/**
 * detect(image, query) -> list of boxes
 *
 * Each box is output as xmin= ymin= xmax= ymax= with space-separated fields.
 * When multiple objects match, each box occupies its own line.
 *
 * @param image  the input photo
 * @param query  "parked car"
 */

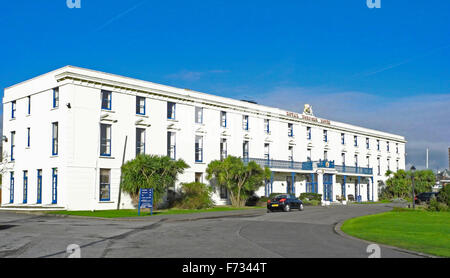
xmin=267 ymin=194 xmax=303 ymax=212
xmin=415 ymin=192 xmax=439 ymax=204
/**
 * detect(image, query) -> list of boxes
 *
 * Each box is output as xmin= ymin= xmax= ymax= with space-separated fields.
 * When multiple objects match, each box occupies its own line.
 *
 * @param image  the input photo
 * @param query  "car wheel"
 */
xmin=299 ymin=204 xmax=304 ymax=211
xmin=284 ymin=204 xmax=290 ymax=212
xmin=267 ymin=209 xmax=271 ymax=213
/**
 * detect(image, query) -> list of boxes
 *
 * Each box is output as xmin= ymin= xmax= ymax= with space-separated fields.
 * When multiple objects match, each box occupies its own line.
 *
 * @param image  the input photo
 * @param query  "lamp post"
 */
xmin=410 ymin=166 xmax=416 ymax=209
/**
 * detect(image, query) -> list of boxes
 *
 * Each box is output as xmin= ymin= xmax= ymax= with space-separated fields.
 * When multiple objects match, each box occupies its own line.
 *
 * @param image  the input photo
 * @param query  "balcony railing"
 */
xmin=242 ymin=157 xmax=372 ymax=175
xmin=243 ymin=158 xmax=313 ymax=171
xmin=335 ymin=165 xmax=373 ymax=175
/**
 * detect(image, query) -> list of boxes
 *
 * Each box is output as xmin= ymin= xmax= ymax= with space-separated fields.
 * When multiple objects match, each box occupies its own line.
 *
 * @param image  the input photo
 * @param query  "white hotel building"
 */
xmin=1 ymin=66 xmax=406 ymax=210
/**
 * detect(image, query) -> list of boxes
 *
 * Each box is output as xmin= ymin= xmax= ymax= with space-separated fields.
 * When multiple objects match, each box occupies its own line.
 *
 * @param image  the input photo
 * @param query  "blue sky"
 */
xmin=1 ymin=0 xmax=449 ymax=170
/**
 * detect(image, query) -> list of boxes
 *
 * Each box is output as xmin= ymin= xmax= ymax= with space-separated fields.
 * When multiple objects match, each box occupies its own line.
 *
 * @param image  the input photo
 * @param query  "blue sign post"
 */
xmin=138 ymin=188 xmax=153 ymax=216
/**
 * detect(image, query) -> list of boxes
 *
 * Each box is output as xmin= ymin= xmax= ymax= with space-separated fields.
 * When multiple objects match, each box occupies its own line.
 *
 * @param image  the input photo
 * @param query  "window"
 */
xmin=52 ymin=168 xmax=58 ymax=204
xmin=288 ymin=146 xmax=294 ymax=161
xmin=366 ymin=138 xmax=370 ymax=149
xmin=167 ymin=132 xmax=176 ymax=160
xmin=27 ymin=96 xmax=31 ymax=115
xmin=220 ymin=186 xmax=228 ymax=199
xmin=396 ymin=160 xmax=399 ymax=171
xmin=101 ymin=90 xmax=112 ymax=110
xmin=167 ymin=102 xmax=176 ymax=119
xmin=11 ymin=101 xmax=16 ymax=119
xmin=195 ymin=172 xmax=203 ymax=183
xmin=324 ymin=150 xmax=328 ymax=161
xmin=53 ymin=88 xmax=59 ymax=108
xmin=220 ymin=138 xmax=227 ymax=160
xmin=323 ymin=130 xmax=328 ymax=142
xmin=136 ymin=128 xmax=146 ymax=156
xmin=307 ymin=148 xmax=312 ymax=162
xmin=220 ymin=111 xmax=227 ymax=127
xmin=264 ymin=119 xmax=270 ymax=134
xmin=377 ymin=157 xmax=381 ymax=175
xmin=136 ymin=96 xmax=146 ymax=115
xmin=387 ymin=159 xmax=390 ymax=171
xmin=10 ymin=131 xmax=15 ymax=161
xmin=100 ymin=169 xmax=111 ymax=202
xmin=37 ymin=170 xmax=42 ymax=204
xmin=100 ymin=124 xmax=112 ymax=156
xmin=195 ymin=136 xmax=203 ymax=162
xmin=341 ymin=153 xmax=346 ymax=165
xmin=10 ymin=172 xmax=14 ymax=204
xmin=387 ymin=141 xmax=390 ymax=152
xmin=288 ymin=123 xmax=294 ymax=137
xmin=195 ymin=107 xmax=203 ymax=124
xmin=27 ymin=128 xmax=31 ymax=148
xmin=52 ymin=122 xmax=59 ymax=156
xmin=354 ymin=155 xmax=358 ymax=167
xmin=23 ymin=171 xmax=28 ymax=204
xmin=377 ymin=140 xmax=380 ymax=151
xmin=366 ymin=156 xmax=370 ymax=168
xmin=396 ymin=143 xmax=399 ymax=154
xmin=307 ymin=127 xmax=311 ymax=140
xmin=242 ymin=115 xmax=249 ymax=130
xmin=341 ymin=133 xmax=345 ymax=145
xmin=354 ymin=136 xmax=358 ymax=147
xmin=264 ymin=143 xmax=270 ymax=160
xmin=243 ymin=141 xmax=249 ymax=160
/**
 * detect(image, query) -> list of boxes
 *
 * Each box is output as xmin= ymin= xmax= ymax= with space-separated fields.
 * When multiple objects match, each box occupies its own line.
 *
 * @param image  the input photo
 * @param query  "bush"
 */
xmin=437 ymin=185 xmax=450 ymax=206
xmin=299 ymin=193 xmax=322 ymax=201
xmin=245 ymin=195 xmax=259 ymax=206
xmin=427 ymin=198 xmax=448 ymax=212
xmin=303 ymin=199 xmax=321 ymax=206
xmin=174 ymin=182 xmax=214 ymax=209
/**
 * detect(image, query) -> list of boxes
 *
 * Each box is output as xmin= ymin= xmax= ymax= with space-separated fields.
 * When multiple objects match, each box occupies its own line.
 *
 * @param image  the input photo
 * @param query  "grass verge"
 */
xmin=46 ymin=206 xmax=264 ymax=218
xmin=341 ymin=208 xmax=450 ymax=257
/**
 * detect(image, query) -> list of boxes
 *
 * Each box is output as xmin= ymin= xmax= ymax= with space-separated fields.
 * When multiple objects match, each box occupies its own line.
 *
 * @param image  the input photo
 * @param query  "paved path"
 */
xmin=0 ymin=204 xmax=422 ymax=258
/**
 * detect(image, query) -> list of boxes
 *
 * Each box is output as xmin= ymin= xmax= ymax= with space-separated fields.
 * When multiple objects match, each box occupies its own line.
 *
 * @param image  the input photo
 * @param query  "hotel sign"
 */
xmin=286 ymin=111 xmax=331 ymax=125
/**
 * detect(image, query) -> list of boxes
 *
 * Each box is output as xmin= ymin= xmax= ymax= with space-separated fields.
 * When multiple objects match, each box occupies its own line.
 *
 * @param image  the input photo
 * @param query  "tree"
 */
xmin=121 ymin=154 xmax=189 ymax=207
xmin=382 ymin=169 xmax=434 ymax=199
xmin=206 ymin=156 xmax=271 ymax=207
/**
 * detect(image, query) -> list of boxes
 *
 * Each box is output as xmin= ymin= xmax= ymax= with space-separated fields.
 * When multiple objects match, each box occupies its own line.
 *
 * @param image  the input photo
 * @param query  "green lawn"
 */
xmin=46 ymin=206 xmax=263 ymax=218
xmin=341 ymin=208 xmax=450 ymax=257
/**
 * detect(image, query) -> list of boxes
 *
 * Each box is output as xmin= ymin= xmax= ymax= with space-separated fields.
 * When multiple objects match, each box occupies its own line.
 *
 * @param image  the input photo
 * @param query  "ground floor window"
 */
xmin=220 ymin=186 xmax=228 ymax=200
xmin=23 ymin=171 xmax=28 ymax=204
xmin=195 ymin=172 xmax=203 ymax=183
xmin=100 ymin=169 xmax=111 ymax=201
xmin=52 ymin=168 xmax=58 ymax=204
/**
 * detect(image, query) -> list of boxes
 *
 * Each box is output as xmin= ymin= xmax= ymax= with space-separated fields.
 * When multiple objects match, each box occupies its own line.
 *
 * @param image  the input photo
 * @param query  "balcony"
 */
xmin=242 ymin=157 xmax=373 ymax=175
xmin=243 ymin=157 xmax=312 ymax=171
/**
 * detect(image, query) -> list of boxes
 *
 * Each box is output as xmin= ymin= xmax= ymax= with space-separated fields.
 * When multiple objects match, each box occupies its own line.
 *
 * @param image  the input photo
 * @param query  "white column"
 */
xmin=317 ymin=171 xmax=324 ymax=201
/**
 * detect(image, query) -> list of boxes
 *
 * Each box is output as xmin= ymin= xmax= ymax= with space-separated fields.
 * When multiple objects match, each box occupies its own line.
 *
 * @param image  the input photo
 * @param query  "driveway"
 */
xmin=0 ymin=204 xmax=422 ymax=258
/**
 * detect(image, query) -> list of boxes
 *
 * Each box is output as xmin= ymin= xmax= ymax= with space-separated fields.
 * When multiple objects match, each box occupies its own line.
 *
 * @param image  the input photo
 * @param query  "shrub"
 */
xmin=427 ymin=198 xmax=448 ymax=212
xmin=299 ymin=193 xmax=322 ymax=201
xmin=303 ymin=199 xmax=321 ymax=206
xmin=174 ymin=182 xmax=214 ymax=209
xmin=437 ymin=185 xmax=450 ymax=206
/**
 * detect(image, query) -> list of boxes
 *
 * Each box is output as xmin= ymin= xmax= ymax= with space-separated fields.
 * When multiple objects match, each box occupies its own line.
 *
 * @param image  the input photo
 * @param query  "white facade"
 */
xmin=1 ymin=66 xmax=407 ymax=210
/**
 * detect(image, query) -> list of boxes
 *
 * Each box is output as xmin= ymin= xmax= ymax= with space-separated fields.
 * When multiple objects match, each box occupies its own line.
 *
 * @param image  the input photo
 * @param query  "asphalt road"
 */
xmin=0 ymin=204 xmax=422 ymax=258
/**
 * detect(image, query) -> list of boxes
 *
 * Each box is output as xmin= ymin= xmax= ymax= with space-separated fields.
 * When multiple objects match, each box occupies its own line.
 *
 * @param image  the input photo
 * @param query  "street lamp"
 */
xmin=410 ymin=165 xmax=416 ymax=209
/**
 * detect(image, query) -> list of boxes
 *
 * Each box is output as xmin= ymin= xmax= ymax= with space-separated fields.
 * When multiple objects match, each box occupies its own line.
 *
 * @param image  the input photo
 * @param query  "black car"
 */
xmin=267 ymin=194 xmax=304 ymax=212
xmin=415 ymin=192 xmax=439 ymax=204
